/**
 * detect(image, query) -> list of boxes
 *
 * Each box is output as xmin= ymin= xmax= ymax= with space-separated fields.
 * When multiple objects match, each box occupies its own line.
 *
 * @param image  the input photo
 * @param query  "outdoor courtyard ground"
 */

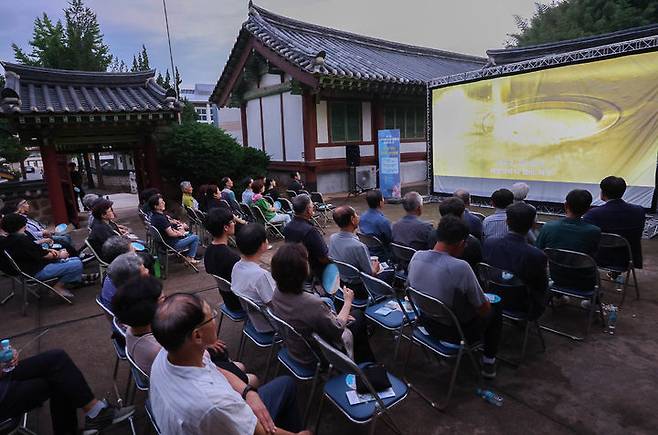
xmin=1 ymin=190 xmax=657 ymax=435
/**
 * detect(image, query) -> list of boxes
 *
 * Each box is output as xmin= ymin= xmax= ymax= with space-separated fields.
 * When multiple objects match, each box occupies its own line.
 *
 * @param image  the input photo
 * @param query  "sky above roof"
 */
xmin=0 ymin=0 xmax=553 ymax=87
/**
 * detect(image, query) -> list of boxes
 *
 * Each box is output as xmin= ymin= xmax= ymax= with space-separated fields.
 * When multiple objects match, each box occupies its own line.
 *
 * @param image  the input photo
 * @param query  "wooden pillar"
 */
xmin=143 ymin=135 xmax=162 ymax=190
xmin=93 ymin=152 xmax=105 ymax=188
xmin=82 ymin=153 xmax=95 ymax=188
xmin=302 ymin=91 xmax=318 ymax=191
xmin=240 ymin=103 xmax=249 ymax=147
xmin=40 ymin=139 xmax=68 ymax=224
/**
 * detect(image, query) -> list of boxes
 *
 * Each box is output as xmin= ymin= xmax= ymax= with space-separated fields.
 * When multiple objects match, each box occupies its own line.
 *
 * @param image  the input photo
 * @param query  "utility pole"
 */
xmin=162 ymin=0 xmax=179 ymax=99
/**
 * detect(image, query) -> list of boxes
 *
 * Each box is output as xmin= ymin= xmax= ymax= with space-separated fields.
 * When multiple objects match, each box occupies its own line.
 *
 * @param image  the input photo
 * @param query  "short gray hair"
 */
xmin=292 ymin=194 xmax=311 ymax=214
xmin=511 ymin=182 xmax=530 ymax=201
xmin=102 ymin=236 xmax=132 ymax=263
xmin=453 ymin=189 xmax=470 ymax=205
xmin=180 ymin=181 xmax=192 ymax=190
xmin=107 ymin=253 xmax=144 ymax=288
xmin=402 ymin=191 xmax=423 ymax=212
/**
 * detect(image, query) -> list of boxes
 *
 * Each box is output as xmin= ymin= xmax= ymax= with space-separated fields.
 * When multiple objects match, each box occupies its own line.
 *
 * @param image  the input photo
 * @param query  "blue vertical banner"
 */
xmin=378 ymin=129 xmax=401 ymax=199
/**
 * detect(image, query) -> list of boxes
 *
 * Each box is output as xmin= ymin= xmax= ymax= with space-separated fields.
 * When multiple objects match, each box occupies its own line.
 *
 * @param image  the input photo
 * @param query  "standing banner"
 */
xmin=378 ymin=129 xmax=401 ymax=199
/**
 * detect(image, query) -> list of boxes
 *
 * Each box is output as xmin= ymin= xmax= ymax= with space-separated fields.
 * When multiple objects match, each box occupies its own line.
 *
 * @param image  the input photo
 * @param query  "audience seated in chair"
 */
xmin=288 ymin=172 xmax=305 ymax=194
xmin=1 ymin=213 xmax=98 ymax=300
xmin=139 ymin=188 xmax=161 ymax=214
xmin=221 ymin=177 xmax=237 ymax=203
xmin=265 ymin=178 xmax=280 ymax=201
xmin=100 ymin=252 xmax=149 ymax=310
xmin=16 ymin=198 xmax=78 ymax=256
xmin=252 ymin=180 xmax=291 ymax=228
xmin=583 ymin=176 xmax=646 ymax=269
xmin=112 ymin=276 xmax=257 ymax=386
xmin=329 ymin=206 xmax=392 ymax=300
xmin=231 ymin=223 xmax=276 ymax=333
xmin=241 ymin=177 xmax=255 ymax=205
xmin=0 ymin=348 xmax=135 ymax=434
xmin=88 ymin=198 xmax=120 ymax=259
xmin=271 ymin=243 xmax=375 ymax=365
xmin=199 ymin=184 xmax=224 ymax=213
xmin=150 ymin=293 xmax=309 ymax=435
xmin=180 ymin=181 xmax=199 ymax=210
xmin=453 ymin=189 xmax=483 ymax=240
xmin=358 ymin=189 xmax=392 ymax=261
xmin=482 ymin=189 xmax=514 ymax=240
xmin=483 ymin=203 xmax=548 ymax=320
xmin=392 ymin=191 xmax=433 ymax=251
xmin=428 ymin=197 xmax=482 ymax=272
xmin=283 ymin=194 xmax=330 ymax=281
xmin=408 ymin=216 xmax=502 ymax=380
xmin=204 ymin=207 xmax=243 ymax=312
xmin=536 ymin=189 xmax=601 ymax=257
xmin=147 ymin=194 xmax=200 ymax=265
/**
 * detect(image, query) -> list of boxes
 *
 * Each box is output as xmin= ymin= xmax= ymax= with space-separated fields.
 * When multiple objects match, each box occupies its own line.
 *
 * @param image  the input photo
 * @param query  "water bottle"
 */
xmin=607 ymin=305 xmax=618 ymax=335
xmin=477 ymin=388 xmax=503 ymax=406
xmin=0 ymin=339 xmax=16 ymax=373
xmin=153 ymin=255 xmax=161 ymax=279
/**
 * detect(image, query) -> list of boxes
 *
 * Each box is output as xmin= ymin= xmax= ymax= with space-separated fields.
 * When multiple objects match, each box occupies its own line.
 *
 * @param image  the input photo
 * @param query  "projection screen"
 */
xmin=431 ymin=50 xmax=658 ymax=207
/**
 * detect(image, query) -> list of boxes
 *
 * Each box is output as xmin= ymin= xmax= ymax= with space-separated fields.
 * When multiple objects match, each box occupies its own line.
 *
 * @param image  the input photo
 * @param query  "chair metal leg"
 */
xmin=440 ymin=350 xmax=463 ymax=410
xmin=519 ymin=321 xmax=531 ymax=365
xmin=314 ymin=392 xmax=326 ymax=435
xmin=263 ymin=344 xmax=276 ymax=381
xmin=216 ymin=312 xmax=225 ymax=337
xmin=535 ymin=321 xmax=546 ymax=352
xmin=631 ymin=267 xmax=640 ymax=300
xmin=302 ymin=367 xmax=321 ymax=427
xmin=237 ymin=332 xmax=246 ymax=361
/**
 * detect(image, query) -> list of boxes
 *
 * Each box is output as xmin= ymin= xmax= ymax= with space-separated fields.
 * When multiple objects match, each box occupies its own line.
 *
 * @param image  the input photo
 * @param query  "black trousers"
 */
xmin=424 ymin=304 xmax=503 ymax=359
xmin=0 ymin=349 xmax=95 ymax=435
xmin=348 ymin=310 xmax=376 ymax=363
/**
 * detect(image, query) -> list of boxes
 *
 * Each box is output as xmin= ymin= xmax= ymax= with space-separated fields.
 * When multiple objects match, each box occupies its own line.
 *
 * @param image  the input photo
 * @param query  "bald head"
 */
xmin=402 ymin=191 xmax=423 ymax=215
xmin=454 ymin=189 xmax=470 ymax=206
xmin=152 ymin=293 xmax=206 ymax=352
xmin=332 ymin=205 xmax=357 ymax=230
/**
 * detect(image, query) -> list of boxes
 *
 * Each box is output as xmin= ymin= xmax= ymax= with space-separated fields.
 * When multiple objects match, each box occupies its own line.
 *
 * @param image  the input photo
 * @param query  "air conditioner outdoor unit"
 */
xmin=356 ymin=165 xmax=377 ymax=190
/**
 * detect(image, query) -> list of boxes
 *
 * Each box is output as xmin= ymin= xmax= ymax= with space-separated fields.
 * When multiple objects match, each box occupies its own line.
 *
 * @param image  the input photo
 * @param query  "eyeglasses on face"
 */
xmin=195 ymin=308 xmax=218 ymax=329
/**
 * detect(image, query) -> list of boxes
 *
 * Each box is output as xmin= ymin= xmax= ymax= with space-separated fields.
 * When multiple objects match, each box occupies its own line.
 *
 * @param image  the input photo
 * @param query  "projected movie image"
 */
xmin=431 ymin=51 xmax=658 ymax=206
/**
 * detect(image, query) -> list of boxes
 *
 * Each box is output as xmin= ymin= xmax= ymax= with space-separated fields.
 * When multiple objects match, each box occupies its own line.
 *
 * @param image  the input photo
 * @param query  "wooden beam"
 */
xmin=252 ymin=39 xmax=319 ymax=91
xmin=242 ymin=80 xmax=293 ymax=101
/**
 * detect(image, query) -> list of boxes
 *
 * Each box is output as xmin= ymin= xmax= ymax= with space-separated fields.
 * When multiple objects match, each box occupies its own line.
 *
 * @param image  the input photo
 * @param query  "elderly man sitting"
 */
xmin=180 ymin=181 xmax=199 ymax=210
xmin=392 ymin=191 xmax=433 ymax=250
xmin=149 ymin=293 xmax=308 ymax=435
xmin=99 ymin=252 xmax=149 ymax=309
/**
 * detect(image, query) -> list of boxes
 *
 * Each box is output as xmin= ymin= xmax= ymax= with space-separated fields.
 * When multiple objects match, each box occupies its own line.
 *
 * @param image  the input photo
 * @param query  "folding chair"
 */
xmin=543 ymin=248 xmax=603 ymax=340
xmin=266 ymin=309 xmax=323 ymax=426
xmin=477 ymin=263 xmax=546 ymax=365
xmin=278 ymin=197 xmax=294 ymax=214
xmin=95 ymin=296 xmax=132 ymax=408
xmin=235 ymin=294 xmax=281 ymax=380
xmin=310 ymin=192 xmax=334 ymax=226
xmin=311 ymin=333 xmax=408 ymax=435
xmin=263 ymin=195 xmax=275 ymax=206
xmin=329 ymin=258 xmax=370 ymax=309
xmin=84 ymin=239 xmax=110 ymax=278
xmin=210 ymin=274 xmax=247 ymax=337
xmin=286 ymin=189 xmax=298 ymax=198
xmin=147 ymin=225 xmax=199 ymax=279
xmin=184 ymin=205 xmax=202 ymax=237
xmin=470 ymin=211 xmax=486 ymax=222
xmin=121 ymin=337 xmax=159 ymax=435
xmin=145 ymin=398 xmax=161 ymax=435
xmin=357 ymin=232 xmax=388 ymax=260
xmin=360 ymin=272 xmax=416 ymax=362
xmin=597 ymin=232 xmax=640 ymax=305
xmin=3 ymin=250 xmax=70 ymax=315
xmin=389 ymin=242 xmax=416 ymax=283
xmin=0 ymin=413 xmax=35 ymax=435
xmin=229 ymin=198 xmax=250 ymax=221
xmin=250 ymin=205 xmax=285 ymax=239
xmin=403 ymin=287 xmax=482 ymax=410
xmin=239 ymin=202 xmax=256 ymax=222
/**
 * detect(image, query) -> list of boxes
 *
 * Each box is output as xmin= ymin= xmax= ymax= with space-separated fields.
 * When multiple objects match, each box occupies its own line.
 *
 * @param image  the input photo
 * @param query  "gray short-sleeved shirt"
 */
xmin=328 ymin=231 xmax=372 ymax=284
xmin=407 ymin=250 xmax=487 ymax=324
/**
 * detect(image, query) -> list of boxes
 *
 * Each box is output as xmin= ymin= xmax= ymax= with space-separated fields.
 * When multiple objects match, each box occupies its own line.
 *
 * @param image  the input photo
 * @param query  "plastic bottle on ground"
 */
xmin=476 ymin=388 xmax=503 ymax=406
xmin=0 ymin=339 xmax=16 ymax=373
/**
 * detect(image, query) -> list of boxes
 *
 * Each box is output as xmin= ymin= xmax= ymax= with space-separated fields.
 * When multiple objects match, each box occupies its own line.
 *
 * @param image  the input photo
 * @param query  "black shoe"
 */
xmin=83 ymin=400 xmax=135 ymax=435
xmin=82 ymin=273 xmax=100 ymax=284
xmin=481 ymin=360 xmax=497 ymax=380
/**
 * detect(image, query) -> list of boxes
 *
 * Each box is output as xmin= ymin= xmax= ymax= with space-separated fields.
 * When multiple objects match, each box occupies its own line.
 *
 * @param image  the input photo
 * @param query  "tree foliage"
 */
xmin=509 ymin=0 xmax=658 ymax=46
xmin=180 ymin=101 xmax=199 ymax=124
xmin=12 ymin=0 xmax=113 ymax=71
xmin=131 ymin=45 xmax=151 ymax=72
xmin=158 ymin=122 xmax=269 ymax=189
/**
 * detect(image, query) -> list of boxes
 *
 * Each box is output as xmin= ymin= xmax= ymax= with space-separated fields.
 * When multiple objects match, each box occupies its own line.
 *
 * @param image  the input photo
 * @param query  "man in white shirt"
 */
xmin=482 ymin=188 xmax=514 ymax=240
xmin=150 ymin=293 xmax=308 ymax=435
xmin=231 ymin=224 xmax=276 ymax=333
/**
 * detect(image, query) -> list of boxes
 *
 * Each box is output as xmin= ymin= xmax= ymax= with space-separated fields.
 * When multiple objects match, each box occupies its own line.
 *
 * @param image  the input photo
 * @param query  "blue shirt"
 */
xmin=100 ymin=276 xmax=117 ymax=309
xmin=359 ymin=209 xmax=392 ymax=245
xmin=241 ymin=189 xmax=254 ymax=205
xmin=482 ymin=209 xmax=508 ymax=241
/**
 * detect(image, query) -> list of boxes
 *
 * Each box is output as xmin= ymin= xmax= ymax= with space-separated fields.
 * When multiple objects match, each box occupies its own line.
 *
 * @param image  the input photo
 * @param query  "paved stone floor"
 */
xmin=1 ymin=191 xmax=657 ymax=434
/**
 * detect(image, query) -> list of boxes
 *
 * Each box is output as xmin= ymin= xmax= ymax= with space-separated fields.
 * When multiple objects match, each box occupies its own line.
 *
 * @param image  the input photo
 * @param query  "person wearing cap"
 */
xmin=1 ymin=213 xmax=99 ymax=299
xmin=15 ymin=198 xmax=77 ymax=256
xmin=88 ymin=199 xmax=119 ymax=258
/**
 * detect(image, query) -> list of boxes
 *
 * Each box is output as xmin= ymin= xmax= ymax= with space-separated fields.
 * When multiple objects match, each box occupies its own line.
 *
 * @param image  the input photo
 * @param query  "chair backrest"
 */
xmin=311 ymin=333 xmax=390 ymax=409
xmin=310 ymin=192 xmax=324 ymax=204
xmin=390 ymin=242 xmax=416 ymax=269
xmin=250 ymin=205 xmax=268 ymax=225
xmin=84 ymin=239 xmax=109 ymax=267
xmin=148 ymin=225 xmax=171 ymax=251
xmin=470 ymin=211 xmax=486 ymax=222
xmin=3 ymin=250 xmax=28 ymax=278
xmin=185 ymin=206 xmax=200 ymax=224
xmin=476 ymin=262 xmax=534 ymax=313
xmin=211 ymin=274 xmax=232 ymax=295
xmin=263 ymin=195 xmax=275 ymax=206
xmin=1 ymin=250 xmax=20 ymax=277
xmin=299 ymin=190 xmax=310 ymax=196
xmin=359 ymin=271 xmax=394 ymax=302
xmin=240 ymin=203 xmax=256 ymax=221
xmin=598 ymin=232 xmax=633 ymax=267
xmin=407 ymin=286 xmax=468 ymax=344
xmin=278 ymin=197 xmax=293 ymax=213
xmin=330 ymin=258 xmax=362 ymax=285
xmin=286 ymin=190 xmax=297 ymax=198
xmin=120 ymin=320 xmax=151 ymax=391
xmin=236 ymin=293 xmax=276 ymax=331
xmin=357 ymin=232 xmax=384 ymax=251
xmin=95 ymin=294 xmax=116 ymax=323
xmin=266 ymin=308 xmax=322 ymax=364
xmin=220 ymin=199 xmax=231 ymax=209
xmin=544 ymin=248 xmax=600 ymax=291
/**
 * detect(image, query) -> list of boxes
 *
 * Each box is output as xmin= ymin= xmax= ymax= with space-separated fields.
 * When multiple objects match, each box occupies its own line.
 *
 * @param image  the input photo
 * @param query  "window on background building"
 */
xmin=329 ymin=101 xmax=362 ymax=143
xmin=384 ymin=105 xmax=425 ymax=140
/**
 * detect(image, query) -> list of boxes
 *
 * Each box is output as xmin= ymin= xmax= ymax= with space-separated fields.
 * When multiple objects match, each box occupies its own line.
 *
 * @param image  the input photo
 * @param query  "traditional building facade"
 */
xmin=211 ymin=4 xmax=486 ymax=192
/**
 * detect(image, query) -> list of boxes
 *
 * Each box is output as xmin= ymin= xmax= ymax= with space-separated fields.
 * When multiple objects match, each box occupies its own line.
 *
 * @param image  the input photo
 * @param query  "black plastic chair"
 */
xmin=84 ymin=239 xmax=110 ymax=278
xmin=389 ymin=243 xmax=416 ymax=282
xmin=210 ymin=274 xmax=247 ymax=338
xmin=329 ymin=258 xmax=370 ymax=309
xmin=477 ymin=262 xmax=546 ymax=365
xmin=357 ymin=232 xmax=386 ymax=257
xmin=403 ymin=286 xmax=482 ymax=410
xmin=597 ymin=232 xmax=640 ymax=305
xmin=311 ymin=333 xmax=408 ymax=435
xmin=235 ymin=294 xmax=281 ymax=380
xmin=544 ymin=248 xmax=603 ymax=341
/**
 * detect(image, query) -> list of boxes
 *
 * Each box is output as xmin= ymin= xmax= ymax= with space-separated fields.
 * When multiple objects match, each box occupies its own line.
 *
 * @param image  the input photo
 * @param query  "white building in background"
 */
xmin=180 ymin=84 xmax=219 ymax=126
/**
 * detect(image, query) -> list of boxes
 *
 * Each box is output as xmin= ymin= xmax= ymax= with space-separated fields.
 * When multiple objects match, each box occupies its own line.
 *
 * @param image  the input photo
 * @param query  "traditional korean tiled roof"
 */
xmin=211 ymin=4 xmax=486 ymax=104
xmin=0 ymin=62 xmax=181 ymax=115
